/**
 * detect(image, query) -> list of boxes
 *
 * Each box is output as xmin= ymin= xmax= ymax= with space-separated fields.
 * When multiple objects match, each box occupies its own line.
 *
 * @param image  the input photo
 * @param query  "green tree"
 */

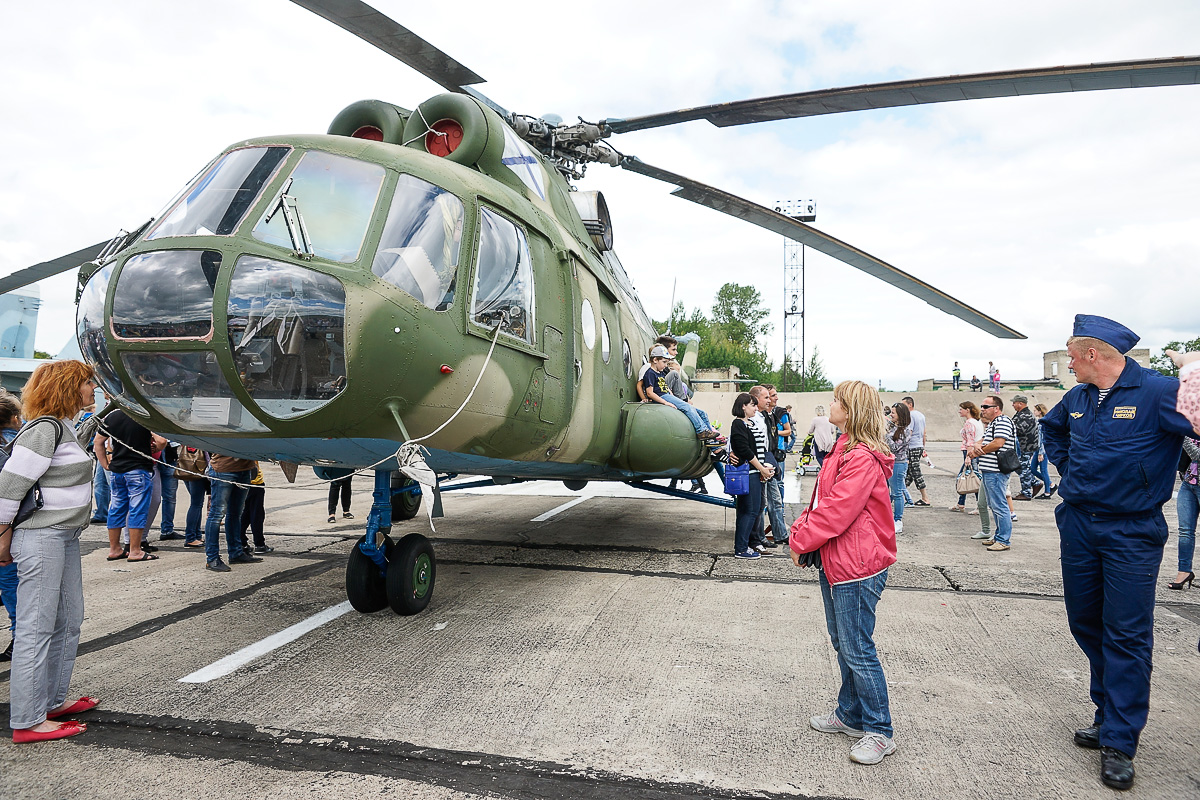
xmin=696 ymin=338 xmax=772 ymax=382
xmin=711 ymin=283 xmax=771 ymax=351
xmin=1152 ymin=337 xmax=1200 ymax=377
xmin=803 ymin=347 xmax=834 ymax=391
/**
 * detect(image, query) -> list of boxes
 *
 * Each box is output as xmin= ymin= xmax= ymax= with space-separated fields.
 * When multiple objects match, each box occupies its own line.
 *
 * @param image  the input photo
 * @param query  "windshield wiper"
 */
xmin=264 ymin=177 xmax=315 ymax=260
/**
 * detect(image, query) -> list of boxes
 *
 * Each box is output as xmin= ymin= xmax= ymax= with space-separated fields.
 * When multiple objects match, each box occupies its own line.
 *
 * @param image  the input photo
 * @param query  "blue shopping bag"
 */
xmin=723 ymin=463 xmax=750 ymax=495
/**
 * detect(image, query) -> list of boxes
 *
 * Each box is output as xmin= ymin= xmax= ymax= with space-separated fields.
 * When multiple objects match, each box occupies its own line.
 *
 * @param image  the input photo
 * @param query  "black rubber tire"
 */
xmin=386 ymin=533 xmax=436 ymax=616
xmin=346 ymin=534 xmax=394 ymax=613
xmin=391 ymin=478 xmax=422 ymax=521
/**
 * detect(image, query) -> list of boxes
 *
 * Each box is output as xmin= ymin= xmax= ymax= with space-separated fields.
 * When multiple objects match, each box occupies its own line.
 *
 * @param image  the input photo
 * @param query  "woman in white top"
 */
xmin=952 ymin=401 xmax=985 ymax=511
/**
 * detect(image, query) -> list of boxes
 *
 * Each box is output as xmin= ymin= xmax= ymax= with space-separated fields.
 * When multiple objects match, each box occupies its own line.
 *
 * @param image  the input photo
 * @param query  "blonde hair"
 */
xmin=1067 ymin=335 xmax=1123 ymax=361
xmin=832 ymin=380 xmax=888 ymax=455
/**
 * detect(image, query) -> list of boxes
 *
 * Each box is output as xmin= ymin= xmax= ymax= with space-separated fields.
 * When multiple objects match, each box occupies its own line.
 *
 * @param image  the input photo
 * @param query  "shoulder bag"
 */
xmin=176 ymin=447 xmax=207 ymax=482
xmin=997 ymin=446 xmax=1020 ymax=474
xmin=723 ymin=463 xmax=750 ymax=495
xmin=0 ymin=416 xmax=66 ymax=527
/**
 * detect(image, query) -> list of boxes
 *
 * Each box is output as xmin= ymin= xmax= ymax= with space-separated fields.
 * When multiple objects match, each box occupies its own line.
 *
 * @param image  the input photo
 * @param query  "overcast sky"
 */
xmin=1 ymin=0 xmax=1197 ymax=390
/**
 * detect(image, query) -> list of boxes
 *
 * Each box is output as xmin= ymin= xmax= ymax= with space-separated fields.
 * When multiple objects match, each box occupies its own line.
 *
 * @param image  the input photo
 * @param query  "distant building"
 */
xmin=693 ymin=366 xmax=755 ymax=393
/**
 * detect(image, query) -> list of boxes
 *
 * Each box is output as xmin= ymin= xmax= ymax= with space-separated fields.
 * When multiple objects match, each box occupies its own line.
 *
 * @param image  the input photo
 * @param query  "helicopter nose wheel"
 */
xmin=386 ymin=533 xmax=436 ymax=615
xmin=346 ymin=533 xmax=395 ymax=613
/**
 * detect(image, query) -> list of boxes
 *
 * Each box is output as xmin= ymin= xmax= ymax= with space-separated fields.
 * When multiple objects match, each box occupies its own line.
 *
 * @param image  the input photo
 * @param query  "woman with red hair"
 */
xmin=0 ymin=360 xmax=100 ymax=743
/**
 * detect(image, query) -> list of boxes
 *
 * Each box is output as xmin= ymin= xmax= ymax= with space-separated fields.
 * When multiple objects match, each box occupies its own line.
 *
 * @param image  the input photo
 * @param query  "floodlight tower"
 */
xmin=775 ymin=200 xmax=815 ymax=391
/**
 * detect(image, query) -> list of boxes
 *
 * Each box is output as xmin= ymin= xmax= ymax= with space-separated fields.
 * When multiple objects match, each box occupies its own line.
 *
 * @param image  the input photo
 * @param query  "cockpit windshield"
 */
xmin=146 ymin=147 xmax=289 ymax=240
xmin=371 ymin=174 xmax=463 ymax=311
xmin=76 ymin=263 xmax=147 ymax=415
xmin=252 ymin=151 xmax=385 ymax=263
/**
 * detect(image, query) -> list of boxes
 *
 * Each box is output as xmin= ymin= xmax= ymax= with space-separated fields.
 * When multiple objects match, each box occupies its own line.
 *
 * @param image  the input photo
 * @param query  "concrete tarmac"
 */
xmin=2 ymin=442 xmax=1198 ymax=799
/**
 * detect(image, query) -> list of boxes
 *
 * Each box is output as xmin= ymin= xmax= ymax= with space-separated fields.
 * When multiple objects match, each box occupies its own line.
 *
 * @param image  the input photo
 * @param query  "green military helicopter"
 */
xmin=5 ymin=0 xmax=1198 ymax=616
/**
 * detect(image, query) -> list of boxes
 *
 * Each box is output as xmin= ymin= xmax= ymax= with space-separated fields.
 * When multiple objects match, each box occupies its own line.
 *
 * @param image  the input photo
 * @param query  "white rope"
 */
xmin=92 ymin=323 xmax=507 ymax=493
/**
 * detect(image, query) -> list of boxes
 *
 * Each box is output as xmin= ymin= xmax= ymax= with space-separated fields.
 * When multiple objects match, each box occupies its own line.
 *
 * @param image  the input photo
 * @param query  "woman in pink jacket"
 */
xmin=789 ymin=379 xmax=898 ymax=765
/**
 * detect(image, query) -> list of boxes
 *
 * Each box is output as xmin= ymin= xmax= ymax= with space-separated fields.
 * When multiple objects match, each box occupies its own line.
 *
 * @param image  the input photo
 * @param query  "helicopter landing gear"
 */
xmin=344 ymin=469 xmax=436 ymax=615
xmin=386 ymin=533 xmax=435 ymax=615
xmin=391 ymin=473 xmax=422 ymax=520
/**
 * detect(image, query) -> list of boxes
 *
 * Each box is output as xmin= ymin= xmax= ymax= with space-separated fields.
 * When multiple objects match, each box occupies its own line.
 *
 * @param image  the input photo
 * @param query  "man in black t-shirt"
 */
xmin=95 ymin=410 xmax=159 ymax=563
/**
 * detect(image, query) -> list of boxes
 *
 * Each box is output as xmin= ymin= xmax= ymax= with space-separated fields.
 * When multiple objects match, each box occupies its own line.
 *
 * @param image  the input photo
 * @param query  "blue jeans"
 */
xmin=157 ymin=450 xmax=178 ymax=534
xmin=734 ymin=472 xmax=764 ymax=554
xmin=92 ymin=464 xmax=110 ymax=521
xmin=1177 ymin=481 xmax=1199 ymax=573
xmin=764 ymin=472 xmax=785 ymax=540
xmin=982 ymin=471 xmax=1013 ymax=545
xmin=1033 ymin=447 xmax=1053 ymax=491
xmin=185 ymin=479 xmax=208 ymax=544
xmin=0 ymin=562 xmax=16 ymax=632
xmin=889 ymin=459 xmax=908 ymax=522
xmin=204 ymin=470 xmax=251 ymax=563
xmin=107 ymin=469 xmax=154 ymax=529
xmin=819 ymin=569 xmax=892 ymax=737
xmin=660 ymin=394 xmax=707 ymax=434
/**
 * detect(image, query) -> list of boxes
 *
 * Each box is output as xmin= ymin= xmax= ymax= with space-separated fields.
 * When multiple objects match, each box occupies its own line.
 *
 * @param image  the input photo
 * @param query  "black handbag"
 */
xmin=997 ymin=446 xmax=1020 ymax=474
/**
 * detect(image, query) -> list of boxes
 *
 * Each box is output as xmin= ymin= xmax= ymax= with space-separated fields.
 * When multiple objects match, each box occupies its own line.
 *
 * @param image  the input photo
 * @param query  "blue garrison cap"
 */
xmin=1073 ymin=314 xmax=1139 ymax=354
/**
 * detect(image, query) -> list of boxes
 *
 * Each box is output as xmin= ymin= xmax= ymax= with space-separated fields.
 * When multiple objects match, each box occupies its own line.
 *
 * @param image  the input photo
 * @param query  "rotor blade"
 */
xmin=0 ymin=241 xmax=107 ymax=295
xmin=619 ymin=157 xmax=1024 ymax=339
xmin=289 ymin=0 xmax=486 ymax=92
xmin=604 ymin=56 xmax=1200 ymax=133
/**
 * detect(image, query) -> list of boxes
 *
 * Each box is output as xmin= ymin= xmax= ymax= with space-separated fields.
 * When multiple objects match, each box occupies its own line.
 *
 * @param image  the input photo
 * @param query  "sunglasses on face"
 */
xmin=981 ymin=404 xmax=996 ymax=410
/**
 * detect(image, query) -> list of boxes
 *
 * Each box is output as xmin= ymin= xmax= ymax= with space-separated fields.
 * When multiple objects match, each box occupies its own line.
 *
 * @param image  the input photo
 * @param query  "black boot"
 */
xmin=1100 ymin=747 xmax=1134 ymax=790
xmin=0 ymin=638 xmax=12 ymax=662
xmin=1073 ymin=725 xmax=1100 ymax=749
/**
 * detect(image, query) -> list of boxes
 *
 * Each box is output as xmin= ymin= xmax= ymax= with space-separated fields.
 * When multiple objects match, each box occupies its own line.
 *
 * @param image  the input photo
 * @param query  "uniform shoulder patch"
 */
xmin=1070 ymin=412 xmax=1083 ymax=419
xmin=1112 ymin=406 xmax=1137 ymax=420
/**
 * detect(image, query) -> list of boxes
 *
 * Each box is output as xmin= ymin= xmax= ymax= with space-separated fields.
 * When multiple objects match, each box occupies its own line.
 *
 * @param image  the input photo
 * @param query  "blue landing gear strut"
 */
xmin=344 ymin=469 xmax=436 ymax=615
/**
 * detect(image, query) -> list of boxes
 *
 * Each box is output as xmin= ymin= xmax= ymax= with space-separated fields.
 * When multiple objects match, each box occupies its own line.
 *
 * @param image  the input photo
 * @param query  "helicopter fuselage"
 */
xmin=77 ymin=95 xmax=715 ymax=481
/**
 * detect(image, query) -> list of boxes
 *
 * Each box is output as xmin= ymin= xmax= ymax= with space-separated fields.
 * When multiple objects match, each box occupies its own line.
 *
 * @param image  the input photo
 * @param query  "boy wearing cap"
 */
xmin=1041 ymin=314 xmax=1193 ymax=791
xmin=642 ymin=346 xmax=718 ymax=440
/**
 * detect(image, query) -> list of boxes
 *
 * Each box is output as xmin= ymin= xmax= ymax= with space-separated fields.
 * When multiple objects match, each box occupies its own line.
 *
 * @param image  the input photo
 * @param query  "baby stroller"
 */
xmin=796 ymin=433 xmax=822 ymax=476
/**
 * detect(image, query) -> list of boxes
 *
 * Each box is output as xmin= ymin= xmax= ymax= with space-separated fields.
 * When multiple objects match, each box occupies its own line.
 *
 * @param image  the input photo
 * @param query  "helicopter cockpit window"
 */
xmin=76 ymin=263 xmax=147 ymax=415
xmin=371 ymin=174 xmax=463 ymax=311
xmin=227 ymin=255 xmax=348 ymax=420
xmin=472 ymin=208 xmax=534 ymax=344
xmin=252 ymin=151 xmax=385 ymax=263
xmin=122 ymin=351 xmax=267 ymax=433
xmin=147 ymin=146 xmax=289 ymax=240
xmin=112 ymin=250 xmax=218 ymax=339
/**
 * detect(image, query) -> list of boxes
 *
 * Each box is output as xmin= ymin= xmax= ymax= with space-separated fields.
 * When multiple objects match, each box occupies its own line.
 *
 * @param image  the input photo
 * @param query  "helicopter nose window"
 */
xmin=252 ymin=151 xmax=385 ymax=263
xmin=76 ymin=263 xmax=147 ymax=415
xmin=371 ymin=174 xmax=463 ymax=311
xmin=472 ymin=208 xmax=534 ymax=344
xmin=112 ymin=250 xmax=218 ymax=339
xmin=227 ymin=255 xmax=348 ymax=419
xmin=121 ymin=351 xmax=267 ymax=433
xmin=147 ymin=146 xmax=290 ymax=240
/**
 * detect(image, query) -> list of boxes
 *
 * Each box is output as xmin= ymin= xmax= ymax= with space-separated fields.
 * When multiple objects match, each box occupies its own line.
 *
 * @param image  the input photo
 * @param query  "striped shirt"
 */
xmin=0 ymin=417 xmax=94 ymax=530
xmin=748 ymin=412 xmax=770 ymax=459
xmin=978 ymin=414 xmax=1016 ymax=473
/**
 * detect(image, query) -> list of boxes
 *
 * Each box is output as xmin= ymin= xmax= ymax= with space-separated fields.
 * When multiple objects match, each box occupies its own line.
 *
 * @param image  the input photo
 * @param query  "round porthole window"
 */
xmin=601 ymin=319 xmax=611 ymax=363
xmin=581 ymin=299 xmax=595 ymax=349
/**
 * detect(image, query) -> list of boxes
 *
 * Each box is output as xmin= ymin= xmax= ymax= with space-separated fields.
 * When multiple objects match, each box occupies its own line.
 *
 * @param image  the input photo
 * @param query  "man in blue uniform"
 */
xmin=1041 ymin=315 xmax=1192 ymax=791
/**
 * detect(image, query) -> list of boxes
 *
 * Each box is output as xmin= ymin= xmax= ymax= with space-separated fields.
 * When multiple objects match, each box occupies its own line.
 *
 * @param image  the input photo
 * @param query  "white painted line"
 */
xmin=530 ymin=496 xmax=588 ymax=522
xmin=179 ymin=601 xmax=354 ymax=683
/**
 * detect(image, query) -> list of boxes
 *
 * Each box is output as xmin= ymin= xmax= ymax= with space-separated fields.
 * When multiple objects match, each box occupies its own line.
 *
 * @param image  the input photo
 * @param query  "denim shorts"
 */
xmin=108 ymin=468 xmax=154 ymax=529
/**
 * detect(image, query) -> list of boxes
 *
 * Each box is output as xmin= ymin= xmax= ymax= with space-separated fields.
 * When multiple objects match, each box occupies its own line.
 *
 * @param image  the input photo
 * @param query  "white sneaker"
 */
xmin=1010 ymin=514 xmax=1019 ymax=522
xmin=810 ymin=711 xmax=865 ymax=738
xmin=894 ymin=520 xmax=903 ymax=533
xmin=971 ymin=530 xmax=990 ymax=539
xmin=849 ymin=733 xmax=897 ymax=764
xmin=967 ymin=508 xmax=979 ymax=516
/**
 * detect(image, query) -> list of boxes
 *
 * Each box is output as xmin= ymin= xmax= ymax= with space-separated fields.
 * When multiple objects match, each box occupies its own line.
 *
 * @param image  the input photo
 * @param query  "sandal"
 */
xmin=126 ymin=553 xmax=159 ymax=562
xmin=13 ymin=721 xmax=86 ymax=744
xmin=106 ymin=553 xmax=127 ymax=561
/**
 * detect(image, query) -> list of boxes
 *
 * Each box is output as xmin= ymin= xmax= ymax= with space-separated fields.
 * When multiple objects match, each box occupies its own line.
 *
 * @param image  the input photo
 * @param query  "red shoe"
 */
xmin=13 ymin=721 xmax=87 ymax=743
xmin=47 ymin=697 xmax=97 ymax=719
